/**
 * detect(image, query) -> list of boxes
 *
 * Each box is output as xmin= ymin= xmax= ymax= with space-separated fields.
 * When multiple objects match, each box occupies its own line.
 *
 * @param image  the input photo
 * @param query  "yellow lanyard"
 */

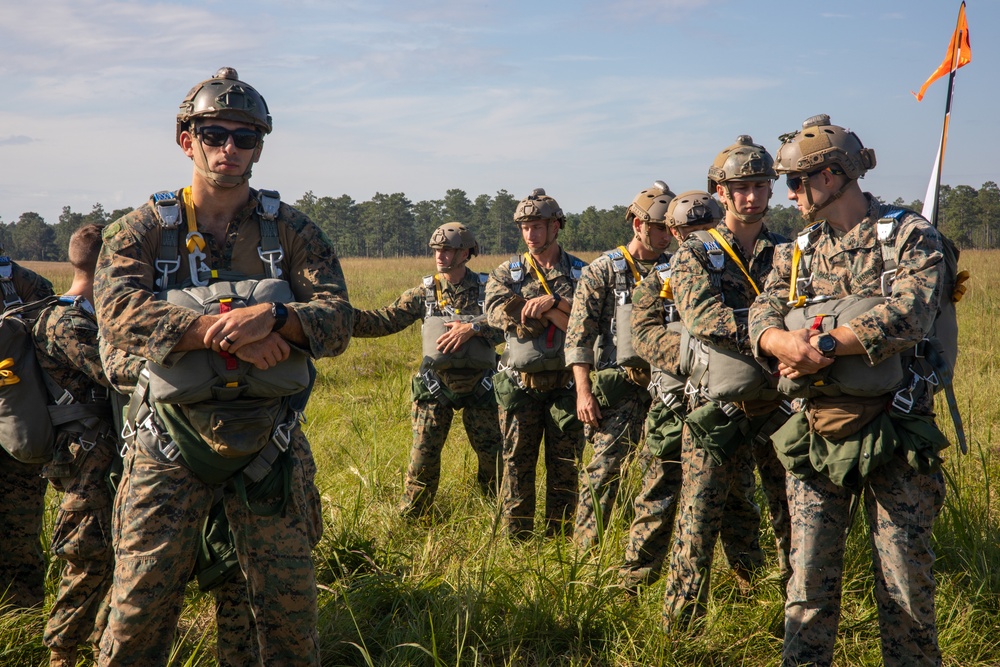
xmin=616 ymin=245 xmax=643 ymax=285
xmin=0 ymin=358 xmax=20 ymax=386
xmin=523 ymin=252 xmax=554 ymax=296
xmin=433 ymin=274 xmax=454 ymax=312
xmin=181 ymin=187 xmax=207 ymax=254
xmin=707 ymin=228 xmax=760 ymax=296
xmin=788 ymin=242 xmax=806 ymax=307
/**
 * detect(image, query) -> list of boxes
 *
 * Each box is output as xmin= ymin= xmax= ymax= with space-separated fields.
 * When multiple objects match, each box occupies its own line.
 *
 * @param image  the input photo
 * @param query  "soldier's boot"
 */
xmin=48 ymin=647 xmax=77 ymax=667
xmin=731 ymin=564 xmax=755 ymax=597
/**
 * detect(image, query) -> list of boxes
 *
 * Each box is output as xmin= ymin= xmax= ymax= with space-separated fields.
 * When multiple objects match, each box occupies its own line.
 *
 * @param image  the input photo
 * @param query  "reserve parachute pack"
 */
xmin=786 ymin=205 xmax=969 ymax=451
xmin=595 ymin=246 xmax=648 ymax=370
xmin=122 ymin=187 xmax=313 ymax=487
xmin=419 ymin=272 xmax=496 ymax=372
xmin=499 ymin=252 xmax=584 ymax=373
xmin=0 ymin=293 xmax=112 ymax=464
xmin=679 ymin=230 xmax=779 ymax=404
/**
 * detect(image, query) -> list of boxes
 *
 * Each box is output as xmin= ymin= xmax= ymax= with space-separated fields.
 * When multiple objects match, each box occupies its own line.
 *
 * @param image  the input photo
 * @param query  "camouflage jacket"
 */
xmin=565 ymin=247 xmax=668 ymax=368
xmin=1 ymin=261 xmax=54 ymax=309
xmin=630 ymin=261 xmax=682 ymax=373
xmin=99 ymin=334 xmax=146 ymax=395
xmin=32 ymin=297 xmax=110 ymax=402
xmin=94 ymin=187 xmax=354 ymax=366
xmin=485 ymin=248 xmax=585 ymax=333
xmin=672 ymin=221 xmax=786 ymax=356
xmin=750 ymin=195 xmax=943 ymax=391
xmin=353 ymin=268 xmax=503 ymax=346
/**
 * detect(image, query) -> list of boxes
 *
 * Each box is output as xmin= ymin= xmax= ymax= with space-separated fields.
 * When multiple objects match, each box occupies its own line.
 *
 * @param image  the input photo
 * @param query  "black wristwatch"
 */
xmin=470 ymin=322 xmax=482 ymax=334
xmin=817 ymin=333 xmax=837 ymax=358
xmin=271 ymin=302 xmax=288 ymax=332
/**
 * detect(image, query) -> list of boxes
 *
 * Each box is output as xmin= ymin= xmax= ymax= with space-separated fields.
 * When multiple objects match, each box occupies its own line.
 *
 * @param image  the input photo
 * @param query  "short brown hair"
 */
xmin=68 ymin=224 xmax=104 ymax=273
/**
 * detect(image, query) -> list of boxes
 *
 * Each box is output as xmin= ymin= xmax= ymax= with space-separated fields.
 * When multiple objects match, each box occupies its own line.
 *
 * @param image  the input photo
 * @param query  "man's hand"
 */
xmin=233 ymin=333 xmax=291 ymax=370
xmin=204 ymin=303 xmax=273 ymax=354
xmin=437 ymin=321 xmax=476 ymax=354
xmin=572 ymin=364 xmax=601 ymax=428
xmin=521 ymin=294 xmax=557 ymax=322
xmin=760 ymin=327 xmax=833 ymax=379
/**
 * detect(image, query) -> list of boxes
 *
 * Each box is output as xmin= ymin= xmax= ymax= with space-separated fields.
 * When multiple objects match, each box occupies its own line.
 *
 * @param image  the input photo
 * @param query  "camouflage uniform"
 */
xmin=0 ymin=261 xmax=54 ymax=608
xmin=750 ymin=196 xmax=946 ymax=667
xmin=352 ymin=267 xmax=504 ymax=516
xmin=99 ymin=337 xmax=268 ymax=667
xmin=565 ymin=249 xmax=668 ymax=550
xmin=662 ymin=221 xmax=788 ymax=624
xmin=485 ymin=250 xmax=586 ymax=537
xmin=94 ymin=189 xmax=351 ymax=667
xmin=30 ymin=296 xmax=117 ymax=659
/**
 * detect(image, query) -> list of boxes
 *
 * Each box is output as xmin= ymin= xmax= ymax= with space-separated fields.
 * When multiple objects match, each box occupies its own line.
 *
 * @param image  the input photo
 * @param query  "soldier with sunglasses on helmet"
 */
xmin=352 ymin=223 xmax=504 ymax=519
xmin=94 ymin=67 xmax=353 ymax=666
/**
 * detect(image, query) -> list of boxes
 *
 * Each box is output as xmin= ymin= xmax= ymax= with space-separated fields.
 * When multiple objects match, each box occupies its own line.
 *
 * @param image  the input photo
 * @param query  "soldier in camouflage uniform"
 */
xmin=352 ymin=223 xmax=503 ymax=518
xmin=661 ymin=136 xmax=791 ymax=628
xmin=620 ymin=191 xmax=722 ymax=589
xmin=752 ymin=115 xmax=947 ymax=667
xmin=485 ymin=189 xmax=586 ymax=538
xmin=565 ymin=181 xmax=675 ymax=551
xmin=0 ymin=248 xmax=54 ymax=609
xmin=32 ymin=225 xmax=118 ymax=667
xmin=94 ymin=68 xmax=352 ymax=667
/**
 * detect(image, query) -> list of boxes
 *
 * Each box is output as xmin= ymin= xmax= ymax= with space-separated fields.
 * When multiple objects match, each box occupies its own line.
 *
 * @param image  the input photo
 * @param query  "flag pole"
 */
xmin=922 ymin=2 xmax=968 ymax=227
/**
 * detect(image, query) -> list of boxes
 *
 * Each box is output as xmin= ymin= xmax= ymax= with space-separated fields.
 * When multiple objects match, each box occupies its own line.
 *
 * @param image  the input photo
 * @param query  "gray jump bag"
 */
xmin=421 ymin=315 xmax=497 ymax=371
xmin=502 ymin=324 xmax=566 ymax=373
xmin=613 ymin=302 xmax=647 ymax=368
xmin=0 ymin=303 xmax=56 ymax=463
xmin=778 ymin=295 xmax=903 ymax=399
xmin=147 ymin=279 xmax=311 ymax=404
xmin=680 ymin=316 xmax=778 ymax=403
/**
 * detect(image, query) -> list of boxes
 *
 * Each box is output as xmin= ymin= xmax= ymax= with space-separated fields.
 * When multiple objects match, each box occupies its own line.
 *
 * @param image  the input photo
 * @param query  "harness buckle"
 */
xmin=879 ymin=269 xmax=896 ymax=296
xmin=258 ymin=247 xmax=285 ymax=279
xmin=720 ymin=402 xmax=743 ymax=418
xmin=55 ymin=389 xmax=75 ymax=406
xmin=78 ymin=436 xmax=97 ymax=452
xmin=421 ymin=369 xmax=442 ymax=396
xmin=272 ymin=419 xmax=295 ymax=452
xmin=892 ymin=387 xmax=915 ymax=413
xmin=154 ymin=257 xmax=181 ymax=290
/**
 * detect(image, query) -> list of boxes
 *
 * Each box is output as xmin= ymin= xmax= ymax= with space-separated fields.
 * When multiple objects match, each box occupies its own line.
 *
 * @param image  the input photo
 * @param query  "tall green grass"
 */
xmin=9 ymin=251 xmax=999 ymax=665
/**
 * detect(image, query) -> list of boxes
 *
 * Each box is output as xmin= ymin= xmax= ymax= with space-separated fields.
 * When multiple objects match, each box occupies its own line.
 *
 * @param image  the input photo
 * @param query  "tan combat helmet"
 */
xmin=666 ymin=190 xmax=724 ymax=229
xmin=429 ymin=222 xmax=479 ymax=257
xmin=708 ymin=135 xmax=777 ymax=224
xmin=514 ymin=188 xmax=566 ymax=229
xmin=176 ymin=67 xmax=272 ymax=188
xmin=775 ymin=114 xmax=877 ymax=221
xmin=625 ymin=180 xmax=676 ymax=225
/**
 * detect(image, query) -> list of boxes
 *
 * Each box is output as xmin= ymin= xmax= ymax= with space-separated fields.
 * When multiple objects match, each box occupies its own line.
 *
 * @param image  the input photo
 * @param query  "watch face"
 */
xmin=819 ymin=335 xmax=836 ymax=354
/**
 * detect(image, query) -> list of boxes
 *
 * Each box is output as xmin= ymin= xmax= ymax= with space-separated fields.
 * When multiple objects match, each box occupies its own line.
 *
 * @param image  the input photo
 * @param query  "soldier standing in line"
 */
xmin=352 ymin=223 xmax=504 ymax=518
xmin=485 ymin=189 xmax=586 ymax=538
xmin=565 ymin=181 xmax=675 ymax=551
xmin=35 ymin=224 xmax=119 ymax=667
xmin=661 ymin=136 xmax=790 ymax=628
xmin=620 ymin=190 xmax=722 ymax=590
xmin=753 ymin=115 xmax=948 ymax=667
xmin=94 ymin=67 xmax=352 ymax=666
xmin=0 ymin=246 xmax=54 ymax=609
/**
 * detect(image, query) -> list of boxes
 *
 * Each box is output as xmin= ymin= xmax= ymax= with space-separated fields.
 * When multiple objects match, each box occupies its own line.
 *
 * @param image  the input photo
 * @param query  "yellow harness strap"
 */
xmin=788 ymin=242 xmax=806 ymax=307
xmin=707 ymin=228 xmax=760 ymax=296
xmin=181 ymin=186 xmax=207 ymax=254
xmin=616 ymin=245 xmax=642 ymax=285
xmin=0 ymin=358 xmax=20 ymax=386
xmin=523 ymin=252 xmax=554 ymax=296
xmin=433 ymin=273 xmax=454 ymax=312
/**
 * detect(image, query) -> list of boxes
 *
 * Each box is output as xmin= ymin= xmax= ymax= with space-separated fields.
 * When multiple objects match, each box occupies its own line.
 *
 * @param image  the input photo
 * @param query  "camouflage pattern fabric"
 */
xmin=497 ymin=390 xmax=585 ymax=538
xmin=95 ymin=190 xmax=349 ymax=666
xmin=402 ymin=395 xmax=501 ymax=517
xmin=783 ymin=459 xmax=944 ymax=667
xmin=486 ymin=249 xmax=586 ymax=538
xmin=661 ymin=423 xmax=765 ymax=625
xmin=661 ymin=221 xmax=788 ymax=625
xmin=99 ymin=428 xmax=319 ymax=667
xmin=749 ymin=196 xmax=946 ymax=667
xmin=628 ymin=267 xmax=681 ymax=373
xmin=213 ymin=574 xmax=261 ymax=667
xmin=0 ymin=261 xmax=53 ymax=609
xmin=565 ymin=251 xmax=666 ymax=549
xmin=352 ymin=268 xmax=503 ymax=517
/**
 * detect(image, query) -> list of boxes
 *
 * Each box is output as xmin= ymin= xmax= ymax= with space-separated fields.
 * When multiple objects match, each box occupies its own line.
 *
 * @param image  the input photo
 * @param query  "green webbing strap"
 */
xmin=256 ymin=190 xmax=283 ymax=279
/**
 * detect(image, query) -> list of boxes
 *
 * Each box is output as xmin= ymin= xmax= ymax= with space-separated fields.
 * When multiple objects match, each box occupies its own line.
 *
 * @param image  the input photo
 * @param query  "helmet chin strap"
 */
xmin=635 ymin=222 xmax=658 ymax=253
xmin=193 ymin=140 xmax=254 ymax=189
xmin=800 ymin=175 xmax=852 ymax=223
xmin=722 ymin=183 xmax=770 ymax=224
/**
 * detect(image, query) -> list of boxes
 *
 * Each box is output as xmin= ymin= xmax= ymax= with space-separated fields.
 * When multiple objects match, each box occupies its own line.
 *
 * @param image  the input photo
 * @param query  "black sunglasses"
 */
xmin=786 ymin=170 xmax=820 ymax=192
xmin=195 ymin=125 xmax=261 ymax=150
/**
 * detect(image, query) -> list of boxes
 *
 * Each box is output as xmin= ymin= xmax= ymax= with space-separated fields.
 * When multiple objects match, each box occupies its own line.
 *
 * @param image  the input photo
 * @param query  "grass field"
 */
xmin=4 ymin=251 xmax=999 ymax=666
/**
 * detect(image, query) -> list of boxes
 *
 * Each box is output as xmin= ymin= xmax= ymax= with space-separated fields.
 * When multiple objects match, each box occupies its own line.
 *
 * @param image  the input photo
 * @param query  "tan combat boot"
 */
xmin=48 ymin=647 xmax=77 ymax=667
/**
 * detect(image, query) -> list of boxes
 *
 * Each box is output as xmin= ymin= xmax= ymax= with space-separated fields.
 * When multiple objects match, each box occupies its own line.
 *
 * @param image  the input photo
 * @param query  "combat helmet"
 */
xmin=177 ymin=67 xmax=271 ymax=188
xmin=626 ymin=180 xmax=676 ymax=226
xmin=708 ymin=135 xmax=776 ymax=224
xmin=775 ymin=114 xmax=877 ymax=221
xmin=514 ymin=188 xmax=566 ymax=229
xmin=429 ymin=222 xmax=479 ymax=258
xmin=666 ymin=191 xmax=724 ymax=229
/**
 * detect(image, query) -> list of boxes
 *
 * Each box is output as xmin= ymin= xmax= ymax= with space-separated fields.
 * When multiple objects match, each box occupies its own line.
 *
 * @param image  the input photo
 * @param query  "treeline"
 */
xmin=3 ymin=182 xmax=998 ymax=261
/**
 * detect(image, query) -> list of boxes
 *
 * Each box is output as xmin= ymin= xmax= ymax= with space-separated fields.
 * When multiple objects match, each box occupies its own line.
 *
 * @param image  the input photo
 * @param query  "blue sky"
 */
xmin=0 ymin=0 xmax=993 ymax=227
